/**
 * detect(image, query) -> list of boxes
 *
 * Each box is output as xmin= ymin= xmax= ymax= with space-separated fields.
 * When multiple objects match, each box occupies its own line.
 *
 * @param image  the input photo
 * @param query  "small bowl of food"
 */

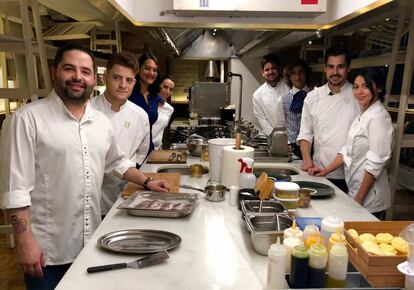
xmin=298 ymin=188 xmax=315 ymax=208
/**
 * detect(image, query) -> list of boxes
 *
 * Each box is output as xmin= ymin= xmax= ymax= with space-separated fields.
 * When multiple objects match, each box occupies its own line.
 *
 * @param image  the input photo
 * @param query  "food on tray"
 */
xmin=359 ymin=233 xmax=377 ymax=243
xmin=347 ymin=229 xmax=359 ymax=239
xmin=361 ymin=241 xmax=383 ymax=255
xmin=376 ymin=232 xmax=394 ymax=244
xmin=391 ymin=237 xmax=409 ymax=254
xmin=379 ymin=243 xmax=397 ymax=256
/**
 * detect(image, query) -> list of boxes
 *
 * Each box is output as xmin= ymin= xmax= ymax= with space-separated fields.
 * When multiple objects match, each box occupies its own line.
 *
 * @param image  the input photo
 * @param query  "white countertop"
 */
xmin=57 ymin=157 xmax=377 ymax=290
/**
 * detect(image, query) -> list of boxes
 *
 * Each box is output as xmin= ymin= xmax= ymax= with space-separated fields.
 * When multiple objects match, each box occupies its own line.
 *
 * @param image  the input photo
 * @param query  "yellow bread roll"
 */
xmin=359 ymin=233 xmax=377 ymax=244
xmin=347 ymin=229 xmax=359 ymax=238
xmin=376 ymin=233 xmax=394 ymax=244
xmin=391 ymin=237 xmax=409 ymax=254
xmin=361 ymin=241 xmax=384 ymax=255
xmin=379 ymin=243 xmax=397 ymax=255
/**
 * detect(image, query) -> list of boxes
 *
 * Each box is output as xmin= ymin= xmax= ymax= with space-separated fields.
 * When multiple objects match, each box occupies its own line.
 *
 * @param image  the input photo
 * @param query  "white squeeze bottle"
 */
xmin=238 ymin=157 xmax=256 ymax=189
xmin=267 ymin=237 xmax=288 ymax=289
xmin=320 ymin=215 xmax=344 ymax=247
xmin=327 ymin=243 xmax=348 ymax=288
xmin=283 ymin=236 xmax=302 ymax=273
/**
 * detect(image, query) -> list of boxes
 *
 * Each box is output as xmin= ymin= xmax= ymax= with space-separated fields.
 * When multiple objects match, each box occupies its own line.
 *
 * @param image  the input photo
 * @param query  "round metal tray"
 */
xmin=98 ymin=229 xmax=182 ymax=254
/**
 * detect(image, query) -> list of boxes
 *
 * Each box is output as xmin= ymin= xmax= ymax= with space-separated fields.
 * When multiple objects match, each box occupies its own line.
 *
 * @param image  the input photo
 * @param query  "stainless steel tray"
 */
xmin=241 ymin=199 xmax=288 ymax=216
xmin=98 ymin=229 xmax=182 ymax=254
xmin=118 ymin=191 xmax=198 ymax=218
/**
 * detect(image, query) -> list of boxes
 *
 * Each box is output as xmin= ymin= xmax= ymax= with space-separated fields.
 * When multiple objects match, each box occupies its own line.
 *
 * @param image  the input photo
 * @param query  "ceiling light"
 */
xmin=308 ymin=40 xmax=312 ymax=45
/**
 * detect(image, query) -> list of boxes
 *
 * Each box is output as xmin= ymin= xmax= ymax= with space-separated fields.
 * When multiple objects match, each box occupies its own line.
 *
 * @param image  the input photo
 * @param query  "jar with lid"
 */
xmin=274 ymin=182 xmax=299 ymax=212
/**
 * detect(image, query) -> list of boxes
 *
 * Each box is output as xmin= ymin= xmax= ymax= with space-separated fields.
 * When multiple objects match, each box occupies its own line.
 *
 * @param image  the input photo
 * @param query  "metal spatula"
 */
xmin=87 ymin=250 xmax=169 ymax=273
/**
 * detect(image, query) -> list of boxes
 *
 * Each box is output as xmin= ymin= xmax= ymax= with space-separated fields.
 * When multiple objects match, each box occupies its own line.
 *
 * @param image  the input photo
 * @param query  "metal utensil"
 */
xmin=87 ymin=250 xmax=169 ymax=273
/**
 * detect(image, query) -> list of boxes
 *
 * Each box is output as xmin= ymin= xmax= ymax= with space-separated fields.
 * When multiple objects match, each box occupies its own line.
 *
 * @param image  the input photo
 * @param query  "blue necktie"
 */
xmin=289 ymin=90 xmax=307 ymax=114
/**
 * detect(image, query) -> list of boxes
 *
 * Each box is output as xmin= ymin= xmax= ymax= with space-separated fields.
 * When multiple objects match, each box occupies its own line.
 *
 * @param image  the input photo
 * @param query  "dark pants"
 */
xmin=24 ymin=263 xmax=71 ymax=290
xmin=328 ymin=178 xmax=348 ymax=193
xmin=372 ymin=210 xmax=386 ymax=220
xmin=290 ymin=143 xmax=302 ymax=160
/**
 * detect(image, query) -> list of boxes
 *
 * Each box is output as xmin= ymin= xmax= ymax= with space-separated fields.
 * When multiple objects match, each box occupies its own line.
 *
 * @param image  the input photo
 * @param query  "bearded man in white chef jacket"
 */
xmin=253 ymin=53 xmax=290 ymax=135
xmin=91 ymin=51 xmax=156 ymax=216
xmin=0 ymin=44 xmax=170 ymax=290
xmin=297 ymin=45 xmax=360 ymax=193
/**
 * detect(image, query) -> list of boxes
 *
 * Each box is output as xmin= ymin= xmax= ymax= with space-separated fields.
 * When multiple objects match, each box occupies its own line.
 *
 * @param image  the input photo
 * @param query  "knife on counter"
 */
xmin=87 ymin=250 xmax=169 ymax=273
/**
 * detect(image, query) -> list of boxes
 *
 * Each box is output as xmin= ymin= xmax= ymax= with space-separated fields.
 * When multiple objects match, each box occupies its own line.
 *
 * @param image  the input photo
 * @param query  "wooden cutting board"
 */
xmin=146 ymin=150 xmax=187 ymax=164
xmin=121 ymin=172 xmax=181 ymax=198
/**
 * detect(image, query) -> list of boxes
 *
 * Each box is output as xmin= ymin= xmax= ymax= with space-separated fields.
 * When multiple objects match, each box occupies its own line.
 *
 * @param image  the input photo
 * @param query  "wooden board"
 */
xmin=146 ymin=150 xmax=187 ymax=164
xmin=344 ymin=221 xmax=412 ymax=287
xmin=121 ymin=173 xmax=181 ymax=198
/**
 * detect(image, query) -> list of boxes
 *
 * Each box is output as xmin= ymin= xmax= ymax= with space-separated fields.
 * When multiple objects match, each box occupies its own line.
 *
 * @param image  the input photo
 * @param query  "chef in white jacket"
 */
xmin=309 ymin=68 xmax=393 ymax=220
xmin=152 ymin=75 xmax=175 ymax=149
xmin=253 ymin=53 xmax=289 ymax=135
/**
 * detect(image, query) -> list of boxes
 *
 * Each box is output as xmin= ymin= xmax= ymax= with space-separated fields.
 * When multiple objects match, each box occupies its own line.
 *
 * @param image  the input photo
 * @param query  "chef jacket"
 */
xmin=91 ymin=93 xmax=150 ymax=215
xmin=297 ymin=82 xmax=360 ymax=179
xmin=339 ymin=100 xmax=393 ymax=213
xmin=0 ymin=90 xmax=134 ymax=265
xmin=253 ymin=81 xmax=290 ymax=135
xmin=152 ymin=102 xmax=174 ymax=150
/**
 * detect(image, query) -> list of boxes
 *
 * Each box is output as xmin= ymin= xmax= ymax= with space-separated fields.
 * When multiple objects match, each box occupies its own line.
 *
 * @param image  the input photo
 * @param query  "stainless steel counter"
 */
xmin=56 ymin=157 xmax=377 ymax=290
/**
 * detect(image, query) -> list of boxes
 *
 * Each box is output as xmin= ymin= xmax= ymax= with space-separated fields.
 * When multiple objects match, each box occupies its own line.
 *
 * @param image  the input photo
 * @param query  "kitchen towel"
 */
xmin=221 ymin=145 xmax=254 ymax=188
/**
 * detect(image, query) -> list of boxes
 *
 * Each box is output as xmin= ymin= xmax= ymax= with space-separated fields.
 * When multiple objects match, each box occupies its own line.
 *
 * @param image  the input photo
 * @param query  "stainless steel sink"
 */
xmin=157 ymin=165 xmax=209 ymax=175
xmin=254 ymin=165 xmax=299 ymax=175
xmin=253 ymin=150 xmax=292 ymax=163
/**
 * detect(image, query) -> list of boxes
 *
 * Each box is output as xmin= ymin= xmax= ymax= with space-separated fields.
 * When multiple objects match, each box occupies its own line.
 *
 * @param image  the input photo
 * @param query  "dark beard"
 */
xmin=55 ymin=81 xmax=93 ymax=104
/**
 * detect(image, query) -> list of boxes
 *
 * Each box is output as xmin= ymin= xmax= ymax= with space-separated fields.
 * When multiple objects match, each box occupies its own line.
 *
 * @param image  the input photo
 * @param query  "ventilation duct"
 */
xmin=181 ymin=30 xmax=231 ymax=60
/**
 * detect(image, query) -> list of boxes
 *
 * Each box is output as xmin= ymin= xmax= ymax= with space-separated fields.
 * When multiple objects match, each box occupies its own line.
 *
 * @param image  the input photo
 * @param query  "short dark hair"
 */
xmin=135 ymin=52 xmax=161 ymax=96
xmin=324 ymin=44 xmax=351 ymax=66
xmin=355 ymin=67 xmax=386 ymax=103
xmin=260 ymin=53 xmax=280 ymax=70
xmin=106 ymin=51 xmax=139 ymax=74
xmin=160 ymin=75 xmax=175 ymax=84
xmin=286 ymin=58 xmax=312 ymax=87
xmin=54 ymin=44 xmax=97 ymax=73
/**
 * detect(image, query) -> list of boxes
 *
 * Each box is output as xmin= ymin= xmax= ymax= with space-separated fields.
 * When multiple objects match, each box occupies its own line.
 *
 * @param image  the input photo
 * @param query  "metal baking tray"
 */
xmin=241 ymin=199 xmax=287 ymax=216
xmin=98 ymin=229 xmax=182 ymax=254
xmin=117 ymin=191 xmax=198 ymax=218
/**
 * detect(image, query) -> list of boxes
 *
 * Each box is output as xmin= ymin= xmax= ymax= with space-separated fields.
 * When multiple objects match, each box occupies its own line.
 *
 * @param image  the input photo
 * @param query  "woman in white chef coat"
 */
xmin=152 ymin=75 xmax=175 ymax=149
xmin=309 ymin=68 xmax=393 ymax=220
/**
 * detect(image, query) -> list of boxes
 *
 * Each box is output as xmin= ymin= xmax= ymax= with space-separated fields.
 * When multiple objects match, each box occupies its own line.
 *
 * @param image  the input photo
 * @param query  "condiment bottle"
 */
xmin=303 ymin=224 xmax=319 ymax=242
xmin=283 ymin=236 xmax=302 ymax=273
xmin=283 ymin=220 xmax=304 ymax=241
xmin=266 ymin=237 xmax=287 ymax=289
xmin=328 ymin=229 xmax=346 ymax=253
xmin=305 ymin=232 xmax=324 ymax=249
xmin=289 ymin=245 xmax=309 ymax=288
xmin=321 ymin=216 xmax=344 ymax=247
xmin=327 ymin=243 xmax=348 ymax=288
xmin=308 ymin=243 xmax=328 ymax=288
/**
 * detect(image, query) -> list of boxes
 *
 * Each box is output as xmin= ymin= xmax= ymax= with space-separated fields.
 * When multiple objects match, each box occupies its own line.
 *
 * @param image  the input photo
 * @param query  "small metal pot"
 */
xmin=180 ymin=183 xmax=227 ymax=202
xmin=186 ymin=134 xmax=208 ymax=157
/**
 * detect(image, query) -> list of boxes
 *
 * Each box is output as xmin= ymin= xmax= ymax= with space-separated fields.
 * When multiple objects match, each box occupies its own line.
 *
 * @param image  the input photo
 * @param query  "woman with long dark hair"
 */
xmin=129 ymin=52 xmax=163 ymax=152
xmin=309 ymin=67 xmax=394 ymax=220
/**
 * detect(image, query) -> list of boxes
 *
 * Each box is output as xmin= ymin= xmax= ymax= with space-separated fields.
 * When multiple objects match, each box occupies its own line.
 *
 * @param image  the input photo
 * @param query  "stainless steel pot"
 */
xmin=180 ymin=183 xmax=227 ymax=202
xmin=186 ymin=134 xmax=208 ymax=157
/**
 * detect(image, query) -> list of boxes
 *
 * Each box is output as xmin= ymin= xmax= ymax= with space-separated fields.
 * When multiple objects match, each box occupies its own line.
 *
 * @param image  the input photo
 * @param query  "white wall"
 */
xmin=228 ymin=57 xmax=261 ymax=125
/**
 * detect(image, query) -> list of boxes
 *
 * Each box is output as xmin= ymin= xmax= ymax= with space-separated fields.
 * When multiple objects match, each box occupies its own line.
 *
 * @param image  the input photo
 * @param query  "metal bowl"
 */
xmin=187 ymin=137 xmax=208 ymax=156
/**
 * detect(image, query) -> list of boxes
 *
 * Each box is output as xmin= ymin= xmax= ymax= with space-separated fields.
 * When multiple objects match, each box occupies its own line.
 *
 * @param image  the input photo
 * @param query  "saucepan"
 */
xmin=180 ymin=182 xmax=227 ymax=202
xmin=186 ymin=134 xmax=208 ymax=157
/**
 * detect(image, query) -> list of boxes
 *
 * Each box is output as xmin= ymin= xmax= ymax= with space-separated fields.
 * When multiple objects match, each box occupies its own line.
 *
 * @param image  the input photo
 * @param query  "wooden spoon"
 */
xmin=259 ymin=179 xmax=274 ymax=200
xmin=254 ymin=172 xmax=268 ymax=193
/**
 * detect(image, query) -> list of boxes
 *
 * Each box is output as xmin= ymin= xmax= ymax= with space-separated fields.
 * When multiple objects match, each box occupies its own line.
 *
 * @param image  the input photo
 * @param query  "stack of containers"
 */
xmin=273 ymin=182 xmax=300 ymax=212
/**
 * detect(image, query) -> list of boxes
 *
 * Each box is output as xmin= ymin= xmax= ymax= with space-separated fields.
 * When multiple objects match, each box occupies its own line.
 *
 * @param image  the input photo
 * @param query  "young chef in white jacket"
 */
xmin=309 ymin=68 xmax=393 ymax=220
xmin=252 ymin=53 xmax=289 ymax=135
xmin=0 ymin=46 xmax=170 ymax=289
xmin=91 ymin=52 xmax=168 ymax=216
xmin=297 ymin=45 xmax=361 ymax=192
xmin=152 ymin=75 xmax=175 ymax=149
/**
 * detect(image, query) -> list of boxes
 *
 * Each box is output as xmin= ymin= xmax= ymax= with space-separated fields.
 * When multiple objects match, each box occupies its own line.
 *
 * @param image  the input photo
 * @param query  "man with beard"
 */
xmin=0 ymin=44 xmax=170 ymax=290
xmin=297 ymin=45 xmax=360 ymax=192
xmin=252 ymin=53 xmax=289 ymax=135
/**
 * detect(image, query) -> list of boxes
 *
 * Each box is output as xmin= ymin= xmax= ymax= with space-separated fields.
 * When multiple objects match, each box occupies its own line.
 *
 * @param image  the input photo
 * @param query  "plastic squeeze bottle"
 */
xmin=308 ymin=243 xmax=328 ymax=288
xmin=327 ymin=243 xmax=348 ymax=288
xmin=238 ymin=157 xmax=256 ymax=189
xmin=303 ymin=224 xmax=320 ymax=242
xmin=283 ymin=236 xmax=303 ymax=273
xmin=266 ymin=237 xmax=288 ymax=289
xmin=284 ymin=220 xmax=304 ymax=241
xmin=320 ymin=216 xmax=344 ymax=247
xmin=328 ymin=229 xmax=346 ymax=253
xmin=289 ymin=245 xmax=309 ymax=288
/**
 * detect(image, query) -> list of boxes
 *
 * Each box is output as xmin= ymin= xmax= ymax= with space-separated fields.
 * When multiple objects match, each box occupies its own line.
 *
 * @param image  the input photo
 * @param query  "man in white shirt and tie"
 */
xmin=252 ymin=53 xmax=289 ymax=135
xmin=297 ymin=45 xmax=360 ymax=192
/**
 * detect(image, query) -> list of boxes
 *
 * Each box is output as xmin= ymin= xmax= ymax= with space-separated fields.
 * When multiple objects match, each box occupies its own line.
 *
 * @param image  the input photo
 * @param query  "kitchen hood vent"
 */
xmin=173 ymin=0 xmax=327 ymax=17
xmin=181 ymin=30 xmax=231 ymax=60
xmin=204 ymin=60 xmax=219 ymax=80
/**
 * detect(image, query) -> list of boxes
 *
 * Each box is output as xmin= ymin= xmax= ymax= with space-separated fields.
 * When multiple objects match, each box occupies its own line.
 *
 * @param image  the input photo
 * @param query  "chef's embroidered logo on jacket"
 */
xmin=124 ymin=121 xmax=130 ymax=128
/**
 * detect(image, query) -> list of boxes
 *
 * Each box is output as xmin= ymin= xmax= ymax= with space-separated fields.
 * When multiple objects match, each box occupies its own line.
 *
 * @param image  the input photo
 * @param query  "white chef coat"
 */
xmin=152 ymin=102 xmax=174 ymax=150
xmin=253 ymin=81 xmax=290 ymax=135
xmin=91 ymin=93 xmax=150 ymax=215
xmin=339 ymin=100 xmax=393 ymax=213
xmin=297 ymin=82 xmax=360 ymax=179
xmin=0 ymin=90 xmax=134 ymax=265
